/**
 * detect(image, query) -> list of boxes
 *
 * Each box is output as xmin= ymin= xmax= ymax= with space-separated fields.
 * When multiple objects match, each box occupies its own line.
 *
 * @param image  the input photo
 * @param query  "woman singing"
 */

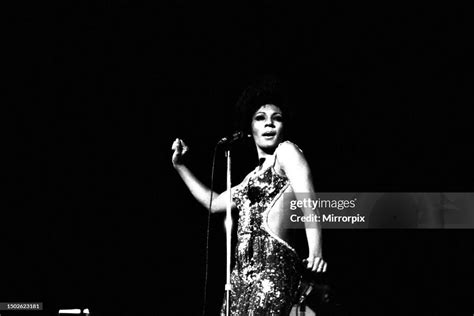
xmin=171 ymin=76 xmax=327 ymax=315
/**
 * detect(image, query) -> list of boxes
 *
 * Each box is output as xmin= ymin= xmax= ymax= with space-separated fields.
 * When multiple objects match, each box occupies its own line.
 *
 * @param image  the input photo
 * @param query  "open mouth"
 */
xmin=262 ymin=131 xmax=276 ymax=138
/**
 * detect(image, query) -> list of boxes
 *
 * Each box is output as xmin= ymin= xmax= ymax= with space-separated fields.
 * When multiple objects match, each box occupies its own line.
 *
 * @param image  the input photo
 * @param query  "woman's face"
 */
xmin=251 ymin=104 xmax=284 ymax=152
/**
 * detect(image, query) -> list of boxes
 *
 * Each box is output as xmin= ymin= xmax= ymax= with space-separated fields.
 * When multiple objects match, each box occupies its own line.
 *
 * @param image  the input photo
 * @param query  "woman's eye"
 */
xmin=273 ymin=116 xmax=283 ymax=122
xmin=255 ymin=115 xmax=265 ymax=121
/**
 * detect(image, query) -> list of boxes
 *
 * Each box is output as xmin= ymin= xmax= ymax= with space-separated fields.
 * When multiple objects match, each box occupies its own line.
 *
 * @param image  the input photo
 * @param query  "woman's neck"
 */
xmin=256 ymin=148 xmax=272 ymax=159
xmin=256 ymin=146 xmax=276 ymax=169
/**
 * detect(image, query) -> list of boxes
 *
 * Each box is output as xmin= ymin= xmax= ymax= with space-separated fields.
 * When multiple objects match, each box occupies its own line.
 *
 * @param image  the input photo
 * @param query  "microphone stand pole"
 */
xmin=224 ymin=148 xmax=233 ymax=316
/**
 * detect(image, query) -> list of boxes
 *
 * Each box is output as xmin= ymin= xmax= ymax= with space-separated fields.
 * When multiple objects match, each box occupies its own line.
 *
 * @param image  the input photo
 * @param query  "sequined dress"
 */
xmin=222 ymin=146 xmax=304 ymax=315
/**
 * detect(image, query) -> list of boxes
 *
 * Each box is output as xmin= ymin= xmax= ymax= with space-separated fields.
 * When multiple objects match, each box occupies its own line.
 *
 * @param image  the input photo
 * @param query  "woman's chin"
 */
xmin=258 ymin=140 xmax=281 ymax=152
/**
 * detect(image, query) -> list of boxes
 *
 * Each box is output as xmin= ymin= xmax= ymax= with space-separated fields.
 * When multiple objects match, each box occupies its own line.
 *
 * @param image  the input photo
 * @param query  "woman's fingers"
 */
xmin=171 ymin=138 xmax=181 ymax=152
xmin=322 ymin=261 xmax=328 ymax=273
xmin=172 ymin=138 xmax=188 ymax=154
xmin=180 ymin=139 xmax=189 ymax=154
xmin=304 ymin=256 xmax=327 ymax=273
xmin=171 ymin=138 xmax=189 ymax=166
xmin=312 ymin=257 xmax=321 ymax=272
xmin=316 ymin=259 xmax=327 ymax=273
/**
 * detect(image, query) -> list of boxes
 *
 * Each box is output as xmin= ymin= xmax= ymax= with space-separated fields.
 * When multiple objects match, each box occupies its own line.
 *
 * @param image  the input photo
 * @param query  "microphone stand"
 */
xmin=217 ymin=132 xmax=249 ymax=315
xmin=224 ymin=148 xmax=233 ymax=316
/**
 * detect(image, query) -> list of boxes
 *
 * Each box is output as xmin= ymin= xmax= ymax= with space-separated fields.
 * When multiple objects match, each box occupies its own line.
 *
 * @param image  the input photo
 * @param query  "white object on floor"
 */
xmin=58 ymin=309 xmax=81 ymax=314
xmin=289 ymin=305 xmax=316 ymax=316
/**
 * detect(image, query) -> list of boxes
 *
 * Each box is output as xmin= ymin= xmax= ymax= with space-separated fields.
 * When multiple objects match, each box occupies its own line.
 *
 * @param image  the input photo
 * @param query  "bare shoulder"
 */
xmin=276 ymin=141 xmax=305 ymax=164
xmin=274 ymin=141 xmax=310 ymax=178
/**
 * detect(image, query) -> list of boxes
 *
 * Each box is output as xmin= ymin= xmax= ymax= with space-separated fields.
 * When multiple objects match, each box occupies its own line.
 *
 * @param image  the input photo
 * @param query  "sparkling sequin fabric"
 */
xmin=222 ymin=157 xmax=304 ymax=315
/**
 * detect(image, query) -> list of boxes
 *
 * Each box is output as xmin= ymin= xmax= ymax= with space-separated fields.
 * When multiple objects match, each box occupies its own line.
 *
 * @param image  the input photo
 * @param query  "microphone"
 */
xmin=217 ymin=131 xmax=251 ymax=145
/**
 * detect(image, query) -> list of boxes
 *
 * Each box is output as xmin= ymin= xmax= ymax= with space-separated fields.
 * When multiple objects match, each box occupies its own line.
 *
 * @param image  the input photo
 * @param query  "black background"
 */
xmin=5 ymin=1 xmax=474 ymax=315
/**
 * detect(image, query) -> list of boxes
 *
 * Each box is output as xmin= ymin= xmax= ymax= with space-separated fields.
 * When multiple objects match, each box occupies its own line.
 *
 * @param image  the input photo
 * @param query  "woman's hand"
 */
xmin=304 ymin=255 xmax=327 ymax=273
xmin=171 ymin=138 xmax=189 ymax=168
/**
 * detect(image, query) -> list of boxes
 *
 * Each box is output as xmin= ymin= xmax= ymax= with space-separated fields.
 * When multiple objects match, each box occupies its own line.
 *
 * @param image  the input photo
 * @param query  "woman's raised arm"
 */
xmin=171 ymin=138 xmax=235 ymax=213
